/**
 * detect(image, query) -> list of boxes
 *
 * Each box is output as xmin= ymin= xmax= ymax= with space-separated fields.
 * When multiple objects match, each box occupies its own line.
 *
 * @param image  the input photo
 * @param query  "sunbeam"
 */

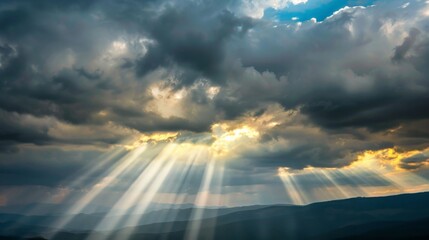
xmin=319 ymin=169 xmax=361 ymax=198
xmin=278 ymin=168 xmax=308 ymax=205
xmin=307 ymin=168 xmax=346 ymax=200
xmin=64 ymin=146 xmax=127 ymax=192
xmin=278 ymin=148 xmax=429 ymax=205
xmin=197 ymin=159 xmax=226 ymax=240
xmin=98 ymin=146 xmax=177 ymax=239
xmin=8 ymin=145 xmax=127 ymax=229
xmin=184 ymin=155 xmax=218 ymax=240
xmin=156 ymin=147 xmax=208 ymax=235
xmin=49 ymin=145 xmax=148 ymax=238
xmin=111 ymin=144 xmax=207 ymax=240
xmin=87 ymin=144 xmax=176 ymax=235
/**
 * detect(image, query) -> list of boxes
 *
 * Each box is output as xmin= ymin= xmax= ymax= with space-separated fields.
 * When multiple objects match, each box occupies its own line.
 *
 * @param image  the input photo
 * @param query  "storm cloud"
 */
xmin=0 ymin=0 xmax=429 ymax=192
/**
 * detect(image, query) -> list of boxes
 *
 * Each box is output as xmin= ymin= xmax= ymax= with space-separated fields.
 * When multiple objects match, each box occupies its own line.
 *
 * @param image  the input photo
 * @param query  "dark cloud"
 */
xmin=0 ymin=148 xmax=102 ymax=187
xmin=135 ymin=4 xmax=253 ymax=85
xmin=400 ymin=151 xmax=429 ymax=170
xmin=229 ymin=118 xmax=395 ymax=170
xmin=224 ymin=2 xmax=429 ymax=142
xmin=392 ymin=28 xmax=421 ymax=62
xmin=0 ymin=0 xmax=428 ymax=178
xmin=0 ymin=109 xmax=52 ymax=152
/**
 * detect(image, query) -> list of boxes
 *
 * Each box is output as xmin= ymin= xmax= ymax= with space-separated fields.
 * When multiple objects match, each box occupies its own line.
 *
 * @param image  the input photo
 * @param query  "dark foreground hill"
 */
xmin=3 ymin=192 xmax=429 ymax=240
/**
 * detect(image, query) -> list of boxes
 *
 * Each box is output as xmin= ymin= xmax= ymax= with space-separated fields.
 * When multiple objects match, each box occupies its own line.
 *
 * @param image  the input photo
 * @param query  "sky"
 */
xmin=1 ymin=0 xmax=429 ymax=211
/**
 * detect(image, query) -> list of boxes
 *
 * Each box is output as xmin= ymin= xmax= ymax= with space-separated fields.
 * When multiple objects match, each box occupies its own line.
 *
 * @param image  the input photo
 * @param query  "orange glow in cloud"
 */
xmin=352 ymin=148 xmax=426 ymax=171
xmin=278 ymin=147 xmax=429 ymax=204
xmin=124 ymin=132 xmax=178 ymax=150
xmin=210 ymin=124 xmax=260 ymax=156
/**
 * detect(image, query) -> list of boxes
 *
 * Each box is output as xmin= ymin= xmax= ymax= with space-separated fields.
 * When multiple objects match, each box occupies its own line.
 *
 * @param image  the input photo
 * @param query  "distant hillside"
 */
xmin=3 ymin=192 xmax=429 ymax=240
xmin=0 ymin=205 xmax=266 ymax=234
xmin=0 ymin=237 xmax=46 ymax=240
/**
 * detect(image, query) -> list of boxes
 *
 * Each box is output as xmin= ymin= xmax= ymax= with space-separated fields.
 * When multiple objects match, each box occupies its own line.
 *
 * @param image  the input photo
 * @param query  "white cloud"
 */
xmin=239 ymin=0 xmax=307 ymax=18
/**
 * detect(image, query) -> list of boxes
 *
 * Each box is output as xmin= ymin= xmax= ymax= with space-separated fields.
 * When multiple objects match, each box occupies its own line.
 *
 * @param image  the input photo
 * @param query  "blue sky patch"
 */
xmin=264 ymin=0 xmax=377 ymax=22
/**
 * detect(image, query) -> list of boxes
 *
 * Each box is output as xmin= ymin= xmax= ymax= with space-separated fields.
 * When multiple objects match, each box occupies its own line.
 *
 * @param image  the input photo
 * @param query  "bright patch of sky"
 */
xmin=264 ymin=0 xmax=377 ymax=22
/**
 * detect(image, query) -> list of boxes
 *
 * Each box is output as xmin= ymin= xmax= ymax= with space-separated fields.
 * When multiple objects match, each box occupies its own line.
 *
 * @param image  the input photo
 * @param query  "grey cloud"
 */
xmin=0 ymin=0 xmax=428 ymax=175
xmin=135 ymin=4 xmax=253 ymax=85
xmin=400 ymin=151 xmax=429 ymax=170
xmin=118 ymin=113 xmax=212 ymax=132
xmin=392 ymin=28 xmax=421 ymax=62
xmin=0 ymin=109 xmax=52 ymax=152
xmin=0 ymin=0 xmax=248 ymax=141
xmin=0 ymin=147 xmax=103 ymax=187
xmin=222 ymin=1 xmax=429 ymax=135
xmin=231 ymin=123 xmax=394 ymax=170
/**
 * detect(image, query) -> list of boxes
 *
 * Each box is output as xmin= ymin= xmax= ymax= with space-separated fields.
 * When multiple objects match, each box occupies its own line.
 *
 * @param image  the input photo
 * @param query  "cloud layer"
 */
xmin=0 ymin=0 xmax=429 ymax=192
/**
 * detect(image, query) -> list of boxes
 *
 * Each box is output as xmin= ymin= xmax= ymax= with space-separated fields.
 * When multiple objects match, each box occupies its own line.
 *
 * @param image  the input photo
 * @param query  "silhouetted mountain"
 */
xmin=0 ymin=204 xmax=109 ymax=216
xmin=92 ymin=192 xmax=429 ymax=240
xmin=0 ymin=205 xmax=266 ymax=233
xmin=319 ymin=217 xmax=429 ymax=239
xmin=0 ymin=237 xmax=46 ymax=240
xmin=0 ymin=221 xmax=56 ymax=238
xmin=0 ymin=203 xmax=202 ymax=216
xmin=4 ymin=192 xmax=429 ymax=240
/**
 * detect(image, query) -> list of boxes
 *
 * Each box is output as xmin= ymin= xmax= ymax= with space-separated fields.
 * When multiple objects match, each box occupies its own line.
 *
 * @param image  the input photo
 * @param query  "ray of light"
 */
xmin=6 ymin=143 xmax=134 ymax=237
xmin=110 ymin=144 xmax=185 ymax=240
xmin=21 ymin=147 xmax=127 ymax=220
xmin=195 ymin=159 xmax=225 ymax=240
xmin=84 ymin=144 xmax=178 ymax=240
xmin=156 ymin=148 xmax=207 ymax=235
xmin=66 ymin=147 xmax=127 ymax=190
xmin=323 ymin=169 xmax=367 ymax=197
xmin=359 ymin=164 xmax=429 ymax=194
xmin=328 ymin=169 xmax=369 ymax=197
xmin=278 ymin=169 xmax=308 ymax=205
xmin=345 ymin=149 xmax=429 ymax=195
xmin=278 ymin=147 xmax=429 ymax=205
xmin=388 ymin=171 xmax=429 ymax=190
xmin=212 ymin=161 xmax=225 ymax=207
xmin=184 ymin=155 xmax=217 ymax=240
xmin=49 ymin=145 xmax=147 ymax=238
xmin=307 ymin=168 xmax=347 ymax=200
xmin=317 ymin=169 xmax=349 ymax=198
xmin=360 ymin=166 xmax=405 ymax=191
xmin=279 ymin=167 xmax=374 ymax=204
